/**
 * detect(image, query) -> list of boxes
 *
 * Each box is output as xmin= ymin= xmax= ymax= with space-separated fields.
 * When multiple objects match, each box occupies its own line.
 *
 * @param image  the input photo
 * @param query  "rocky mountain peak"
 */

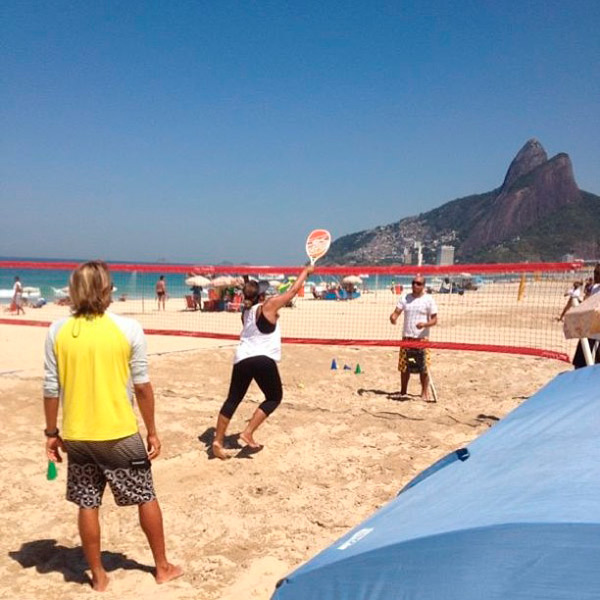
xmin=501 ymin=138 xmax=548 ymax=192
xmin=323 ymin=138 xmax=600 ymax=265
xmin=460 ymin=145 xmax=580 ymax=254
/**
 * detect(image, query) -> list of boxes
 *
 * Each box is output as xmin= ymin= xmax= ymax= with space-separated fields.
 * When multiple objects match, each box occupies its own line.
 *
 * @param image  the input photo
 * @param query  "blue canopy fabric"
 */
xmin=272 ymin=366 xmax=600 ymax=600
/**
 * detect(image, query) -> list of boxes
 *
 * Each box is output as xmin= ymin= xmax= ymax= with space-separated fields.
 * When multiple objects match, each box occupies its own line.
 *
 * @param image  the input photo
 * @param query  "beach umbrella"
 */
xmin=187 ymin=266 xmax=216 ymax=276
xmin=563 ymin=292 xmax=600 ymax=366
xmin=563 ymin=291 xmax=600 ymax=340
xmin=209 ymin=275 xmax=243 ymax=288
xmin=272 ymin=367 xmax=600 ymax=600
xmin=342 ymin=275 xmax=363 ymax=285
xmin=185 ymin=275 xmax=211 ymax=287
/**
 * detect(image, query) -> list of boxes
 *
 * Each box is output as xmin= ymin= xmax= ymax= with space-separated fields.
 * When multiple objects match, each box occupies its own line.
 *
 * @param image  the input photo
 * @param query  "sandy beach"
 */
xmin=0 ymin=302 xmax=569 ymax=599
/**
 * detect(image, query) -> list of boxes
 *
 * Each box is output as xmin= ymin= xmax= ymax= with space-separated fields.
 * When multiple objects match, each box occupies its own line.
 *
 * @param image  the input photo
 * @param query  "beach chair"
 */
xmin=202 ymin=299 xmax=217 ymax=311
xmin=226 ymin=294 xmax=243 ymax=312
xmin=184 ymin=295 xmax=197 ymax=311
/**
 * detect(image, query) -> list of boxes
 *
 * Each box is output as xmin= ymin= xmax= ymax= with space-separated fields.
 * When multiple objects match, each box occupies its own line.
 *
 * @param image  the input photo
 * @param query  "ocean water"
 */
xmin=0 ymin=262 xmax=192 ymax=301
xmin=0 ymin=257 xmax=441 ymax=301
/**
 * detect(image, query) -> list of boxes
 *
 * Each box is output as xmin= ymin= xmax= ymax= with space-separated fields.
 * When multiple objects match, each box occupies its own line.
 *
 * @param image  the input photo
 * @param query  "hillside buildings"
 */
xmin=436 ymin=245 xmax=455 ymax=265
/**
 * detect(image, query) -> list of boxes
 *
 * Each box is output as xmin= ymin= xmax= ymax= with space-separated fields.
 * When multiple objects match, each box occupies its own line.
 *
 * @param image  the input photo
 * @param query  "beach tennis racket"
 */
xmin=305 ymin=229 xmax=332 ymax=265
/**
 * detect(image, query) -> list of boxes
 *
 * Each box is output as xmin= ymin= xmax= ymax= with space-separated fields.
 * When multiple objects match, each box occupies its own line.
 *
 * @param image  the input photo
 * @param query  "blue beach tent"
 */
xmin=272 ymin=366 xmax=600 ymax=600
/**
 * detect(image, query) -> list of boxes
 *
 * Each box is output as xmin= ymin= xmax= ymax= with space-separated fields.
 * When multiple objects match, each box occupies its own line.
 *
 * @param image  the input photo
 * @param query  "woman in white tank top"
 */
xmin=212 ymin=265 xmax=314 ymax=460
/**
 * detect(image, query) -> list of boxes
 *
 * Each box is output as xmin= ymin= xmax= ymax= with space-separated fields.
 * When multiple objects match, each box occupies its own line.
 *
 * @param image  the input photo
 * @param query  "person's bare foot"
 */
xmin=212 ymin=441 xmax=230 ymax=460
xmin=91 ymin=571 xmax=110 ymax=592
xmin=156 ymin=562 xmax=183 ymax=584
xmin=239 ymin=432 xmax=263 ymax=450
xmin=421 ymin=394 xmax=436 ymax=403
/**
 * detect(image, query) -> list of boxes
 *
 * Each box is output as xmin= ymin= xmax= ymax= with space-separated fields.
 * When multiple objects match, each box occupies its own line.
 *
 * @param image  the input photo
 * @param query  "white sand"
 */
xmin=0 ymin=298 xmax=569 ymax=599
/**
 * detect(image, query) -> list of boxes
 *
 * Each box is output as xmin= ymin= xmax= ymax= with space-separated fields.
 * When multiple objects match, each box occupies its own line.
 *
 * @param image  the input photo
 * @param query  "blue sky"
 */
xmin=2 ymin=1 xmax=599 ymax=265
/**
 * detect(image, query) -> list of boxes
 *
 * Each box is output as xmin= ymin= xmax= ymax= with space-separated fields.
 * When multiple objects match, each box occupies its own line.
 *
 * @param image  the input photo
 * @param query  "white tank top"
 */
xmin=234 ymin=304 xmax=281 ymax=364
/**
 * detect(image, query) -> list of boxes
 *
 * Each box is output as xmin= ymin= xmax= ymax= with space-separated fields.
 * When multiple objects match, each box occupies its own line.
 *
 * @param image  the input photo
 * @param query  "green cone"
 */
xmin=47 ymin=460 xmax=57 ymax=481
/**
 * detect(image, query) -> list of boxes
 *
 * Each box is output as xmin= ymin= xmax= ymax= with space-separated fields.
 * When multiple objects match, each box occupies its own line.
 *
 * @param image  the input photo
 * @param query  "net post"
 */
xmin=569 ymin=296 xmax=594 ymax=366
xmin=581 ymin=338 xmax=594 ymax=367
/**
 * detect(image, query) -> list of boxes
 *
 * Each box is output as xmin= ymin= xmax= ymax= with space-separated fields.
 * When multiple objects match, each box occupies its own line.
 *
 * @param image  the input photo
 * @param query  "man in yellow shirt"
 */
xmin=43 ymin=261 xmax=182 ymax=591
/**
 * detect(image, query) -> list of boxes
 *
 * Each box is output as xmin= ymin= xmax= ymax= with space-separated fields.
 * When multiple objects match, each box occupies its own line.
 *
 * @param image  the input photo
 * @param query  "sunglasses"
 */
xmin=412 ymin=280 xmax=424 ymax=286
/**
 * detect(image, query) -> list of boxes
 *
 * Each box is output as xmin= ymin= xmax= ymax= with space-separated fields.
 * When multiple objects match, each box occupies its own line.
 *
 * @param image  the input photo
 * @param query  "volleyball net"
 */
xmin=0 ymin=260 xmax=590 ymax=363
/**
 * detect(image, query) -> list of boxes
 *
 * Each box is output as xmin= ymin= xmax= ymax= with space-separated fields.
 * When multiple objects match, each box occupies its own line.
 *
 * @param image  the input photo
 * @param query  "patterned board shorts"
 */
xmin=63 ymin=433 xmax=156 ymax=508
xmin=398 ymin=341 xmax=431 ymax=374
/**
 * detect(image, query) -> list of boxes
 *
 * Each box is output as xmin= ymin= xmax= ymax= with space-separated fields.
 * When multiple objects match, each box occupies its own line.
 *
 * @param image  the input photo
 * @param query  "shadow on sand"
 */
xmin=357 ymin=388 xmax=417 ymax=402
xmin=198 ymin=427 xmax=263 ymax=460
xmin=9 ymin=539 xmax=154 ymax=587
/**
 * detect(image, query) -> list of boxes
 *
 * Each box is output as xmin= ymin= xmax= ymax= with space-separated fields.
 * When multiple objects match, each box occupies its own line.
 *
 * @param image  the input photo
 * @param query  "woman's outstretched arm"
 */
xmin=262 ymin=265 xmax=314 ymax=321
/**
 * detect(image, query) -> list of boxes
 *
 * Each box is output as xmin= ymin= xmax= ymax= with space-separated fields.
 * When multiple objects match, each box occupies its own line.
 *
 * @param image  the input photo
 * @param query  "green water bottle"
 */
xmin=47 ymin=460 xmax=57 ymax=481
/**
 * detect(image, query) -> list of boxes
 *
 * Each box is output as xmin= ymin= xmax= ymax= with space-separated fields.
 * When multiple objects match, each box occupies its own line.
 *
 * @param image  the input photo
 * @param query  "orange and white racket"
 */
xmin=305 ymin=229 xmax=332 ymax=265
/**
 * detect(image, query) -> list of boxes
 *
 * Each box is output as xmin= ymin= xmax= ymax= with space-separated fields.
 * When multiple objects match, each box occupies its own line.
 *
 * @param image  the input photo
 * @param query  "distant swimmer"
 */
xmin=212 ymin=265 xmax=314 ymax=460
xmin=389 ymin=275 xmax=438 ymax=402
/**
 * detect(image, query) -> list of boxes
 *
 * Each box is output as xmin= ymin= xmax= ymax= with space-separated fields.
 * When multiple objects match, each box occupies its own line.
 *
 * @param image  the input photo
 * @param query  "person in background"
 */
xmin=212 ymin=265 xmax=314 ymax=460
xmin=191 ymin=284 xmax=202 ymax=310
xmin=558 ymin=280 xmax=583 ymax=321
xmin=12 ymin=275 xmax=25 ymax=315
xmin=591 ymin=264 xmax=600 ymax=296
xmin=43 ymin=261 xmax=182 ymax=591
xmin=439 ymin=277 xmax=452 ymax=294
xmin=572 ymin=264 xmax=600 ymax=368
xmin=156 ymin=275 xmax=167 ymax=310
xmin=389 ymin=275 xmax=438 ymax=402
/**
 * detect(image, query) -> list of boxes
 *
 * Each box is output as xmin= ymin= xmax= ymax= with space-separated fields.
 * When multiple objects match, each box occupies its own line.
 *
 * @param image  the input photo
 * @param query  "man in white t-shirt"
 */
xmin=389 ymin=276 xmax=438 ymax=401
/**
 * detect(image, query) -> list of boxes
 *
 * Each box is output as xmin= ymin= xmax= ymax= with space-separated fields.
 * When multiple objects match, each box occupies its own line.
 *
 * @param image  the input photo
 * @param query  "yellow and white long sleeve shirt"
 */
xmin=43 ymin=312 xmax=149 ymax=441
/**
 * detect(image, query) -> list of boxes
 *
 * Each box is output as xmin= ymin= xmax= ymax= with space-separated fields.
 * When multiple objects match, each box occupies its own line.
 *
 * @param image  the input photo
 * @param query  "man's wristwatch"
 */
xmin=44 ymin=428 xmax=60 ymax=438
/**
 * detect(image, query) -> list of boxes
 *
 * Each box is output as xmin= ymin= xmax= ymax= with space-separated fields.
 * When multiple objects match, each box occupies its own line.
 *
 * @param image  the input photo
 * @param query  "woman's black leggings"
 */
xmin=219 ymin=355 xmax=283 ymax=419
